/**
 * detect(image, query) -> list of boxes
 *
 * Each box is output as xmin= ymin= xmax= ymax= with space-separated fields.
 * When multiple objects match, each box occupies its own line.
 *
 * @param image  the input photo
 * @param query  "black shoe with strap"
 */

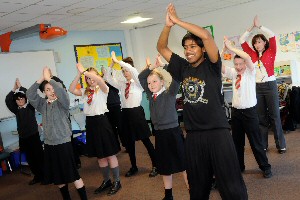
xmin=125 ymin=167 xmax=138 ymax=177
xmin=94 ymin=179 xmax=112 ymax=194
xmin=107 ymin=180 xmax=121 ymax=196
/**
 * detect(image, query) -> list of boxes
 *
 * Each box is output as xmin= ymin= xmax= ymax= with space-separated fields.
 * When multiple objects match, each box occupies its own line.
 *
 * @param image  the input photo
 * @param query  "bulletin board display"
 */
xmin=74 ymin=43 xmax=123 ymax=87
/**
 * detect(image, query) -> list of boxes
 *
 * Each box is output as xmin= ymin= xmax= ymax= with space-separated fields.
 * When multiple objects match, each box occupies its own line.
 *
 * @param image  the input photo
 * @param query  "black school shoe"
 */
xmin=125 ymin=167 xmax=138 ymax=177
xmin=149 ymin=167 xmax=158 ymax=177
xmin=263 ymin=169 xmax=273 ymax=178
xmin=94 ymin=179 xmax=113 ymax=194
xmin=278 ymin=148 xmax=286 ymax=154
xmin=107 ymin=180 xmax=122 ymax=196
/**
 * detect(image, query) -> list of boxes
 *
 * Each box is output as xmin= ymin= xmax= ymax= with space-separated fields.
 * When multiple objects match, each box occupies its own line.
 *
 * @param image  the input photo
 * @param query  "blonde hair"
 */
xmin=84 ymin=67 xmax=101 ymax=95
xmin=148 ymin=68 xmax=171 ymax=90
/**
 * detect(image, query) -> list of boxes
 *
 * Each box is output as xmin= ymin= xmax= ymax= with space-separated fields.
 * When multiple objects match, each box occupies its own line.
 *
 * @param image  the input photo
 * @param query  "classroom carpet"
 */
xmin=0 ymin=127 xmax=300 ymax=200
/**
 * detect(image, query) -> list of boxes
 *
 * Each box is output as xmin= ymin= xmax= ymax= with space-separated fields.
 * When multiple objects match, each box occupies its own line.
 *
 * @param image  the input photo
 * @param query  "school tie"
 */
xmin=125 ymin=82 xmax=130 ymax=99
xmin=153 ymin=94 xmax=157 ymax=101
xmin=235 ymin=74 xmax=242 ymax=89
xmin=87 ymin=89 xmax=94 ymax=105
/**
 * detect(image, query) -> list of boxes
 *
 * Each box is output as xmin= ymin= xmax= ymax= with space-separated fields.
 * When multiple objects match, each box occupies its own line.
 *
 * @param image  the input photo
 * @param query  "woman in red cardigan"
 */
xmin=239 ymin=15 xmax=286 ymax=154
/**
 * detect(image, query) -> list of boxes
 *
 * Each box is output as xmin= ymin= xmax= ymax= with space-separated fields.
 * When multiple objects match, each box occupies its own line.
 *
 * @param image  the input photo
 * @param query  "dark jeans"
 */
xmin=256 ymin=81 xmax=286 ymax=149
xmin=231 ymin=106 xmax=271 ymax=171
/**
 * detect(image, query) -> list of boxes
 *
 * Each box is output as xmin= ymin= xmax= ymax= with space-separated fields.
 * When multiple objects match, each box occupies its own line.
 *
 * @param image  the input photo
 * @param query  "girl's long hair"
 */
xmin=84 ymin=67 xmax=100 ymax=95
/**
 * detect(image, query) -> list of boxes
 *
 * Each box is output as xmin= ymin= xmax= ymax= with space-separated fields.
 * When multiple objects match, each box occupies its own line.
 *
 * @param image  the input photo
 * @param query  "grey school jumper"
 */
xmin=26 ymin=79 xmax=72 ymax=145
xmin=138 ymin=68 xmax=180 ymax=130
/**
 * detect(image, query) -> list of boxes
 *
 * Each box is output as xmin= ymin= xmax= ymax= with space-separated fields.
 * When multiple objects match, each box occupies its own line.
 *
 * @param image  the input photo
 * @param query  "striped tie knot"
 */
xmin=125 ymin=82 xmax=131 ymax=99
xmin=87 ymin=89 xmax=94 ymax=105
xmin=235 ymin=74 xmax=241 ymax=89
xmin=153 ymin=94 xmax=157 ymax=101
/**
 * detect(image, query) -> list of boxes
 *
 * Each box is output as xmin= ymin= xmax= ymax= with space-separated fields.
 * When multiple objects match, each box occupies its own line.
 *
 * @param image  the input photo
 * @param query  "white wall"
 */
xmin=128 ymin=0 xmax=300 ymax=70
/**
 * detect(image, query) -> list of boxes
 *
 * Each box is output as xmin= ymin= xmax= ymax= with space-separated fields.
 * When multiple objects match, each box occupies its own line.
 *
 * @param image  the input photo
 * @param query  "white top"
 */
xmin=104 ymin=61 xmax=143 ymax=108
xmin=81 ymin=86 xmax=109 ymax=116
xmin=255 ymin=52 xmax=276 ymax=83
xmin=224 ymin=66 xmax=257 ymax=109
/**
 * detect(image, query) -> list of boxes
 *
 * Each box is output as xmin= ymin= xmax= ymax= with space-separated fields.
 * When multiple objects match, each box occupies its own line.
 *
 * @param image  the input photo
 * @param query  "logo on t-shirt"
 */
xmin=182 ymin=77 xmax=208 ymax=104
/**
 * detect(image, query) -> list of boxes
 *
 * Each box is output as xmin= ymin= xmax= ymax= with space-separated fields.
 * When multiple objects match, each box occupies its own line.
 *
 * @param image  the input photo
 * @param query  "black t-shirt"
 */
xmin=168 ymin=53 xmax=230 ymax=131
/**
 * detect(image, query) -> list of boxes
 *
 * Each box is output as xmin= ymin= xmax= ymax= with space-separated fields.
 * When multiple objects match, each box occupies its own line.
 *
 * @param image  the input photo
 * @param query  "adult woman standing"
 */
xmin=239 ymin=16 xmax=286 ymax=153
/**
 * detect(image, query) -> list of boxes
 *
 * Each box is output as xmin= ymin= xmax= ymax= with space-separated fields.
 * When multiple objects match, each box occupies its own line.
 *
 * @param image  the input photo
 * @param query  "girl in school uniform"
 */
xmin=138 ymin=55 xmax=188 ymax=200
xmin=69 ymin=63 xmax=121 ymax=196
xmin=26 ymin=67 xmax=87 ymax=200
xmin=103 ymin=51 xmax=158 ymax=178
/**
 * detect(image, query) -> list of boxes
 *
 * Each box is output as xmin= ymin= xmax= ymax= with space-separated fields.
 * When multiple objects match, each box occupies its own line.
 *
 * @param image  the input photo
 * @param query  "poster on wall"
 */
xmin=279 ymin=31 xmax=300 ymax=52
xmin=74 ymin=43 xmax=123 ymax=87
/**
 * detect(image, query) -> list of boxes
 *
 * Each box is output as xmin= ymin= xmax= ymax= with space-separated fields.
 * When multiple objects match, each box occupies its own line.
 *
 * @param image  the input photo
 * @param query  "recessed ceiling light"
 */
xmin=121 ymin=16 xmax=152 ymax=24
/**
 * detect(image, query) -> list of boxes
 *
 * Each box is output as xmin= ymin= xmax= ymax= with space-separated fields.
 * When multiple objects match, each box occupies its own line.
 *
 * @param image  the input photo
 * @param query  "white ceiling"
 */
xmin=0 ymin=0 xmax=256 ymax=33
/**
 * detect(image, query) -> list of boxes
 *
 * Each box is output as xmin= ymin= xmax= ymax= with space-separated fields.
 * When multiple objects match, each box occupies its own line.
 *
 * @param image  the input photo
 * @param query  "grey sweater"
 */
xmin=26 ymin=79 xmax=72 ymax=145
xmin=139 ymin=68 xmax=180 ymax=130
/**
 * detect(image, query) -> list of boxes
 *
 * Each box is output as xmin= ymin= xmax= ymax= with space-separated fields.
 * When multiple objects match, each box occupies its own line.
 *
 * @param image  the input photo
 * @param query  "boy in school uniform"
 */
xmin=222 ymin=37 xmax=272 ymax=178
xmin=5 ymin=78 xmax=44 ymax=185
xmin=157 ymin=4 xmax=248 ymax=200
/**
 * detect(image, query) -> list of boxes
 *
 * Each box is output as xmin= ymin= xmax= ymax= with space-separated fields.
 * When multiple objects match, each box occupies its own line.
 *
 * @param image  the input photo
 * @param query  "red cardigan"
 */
xmin=241 ymin=36 xmax=276 ymax=77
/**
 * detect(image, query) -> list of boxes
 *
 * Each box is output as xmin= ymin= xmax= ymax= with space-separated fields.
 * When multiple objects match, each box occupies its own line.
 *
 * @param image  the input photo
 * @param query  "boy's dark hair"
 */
xmin=13 ymin=92 xmax=27 ymax=102
xmin=39 ymin=80 xmax=49 ymax=92
xmin=234 ymin=54 xmax=242 ymax=59
xmin=182 ymin=32 xmax=204 ymax=48
xmin=122 ymin=57 xmax=134 ymax=67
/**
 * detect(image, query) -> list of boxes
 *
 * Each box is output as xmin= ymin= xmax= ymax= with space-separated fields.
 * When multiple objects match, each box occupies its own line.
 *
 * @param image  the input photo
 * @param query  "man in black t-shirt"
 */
xmin=157 ymin=4 xmax=248 ymax=200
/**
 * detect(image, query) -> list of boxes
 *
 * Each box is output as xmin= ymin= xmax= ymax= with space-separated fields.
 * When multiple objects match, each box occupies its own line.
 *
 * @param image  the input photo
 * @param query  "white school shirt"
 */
xmin=224 ymin=66 xmax=257 ymax=109
xmin=81 ymin=86 xmax=109 ymax=116
xmin=104 ymin=61 xmax=143 ymax=108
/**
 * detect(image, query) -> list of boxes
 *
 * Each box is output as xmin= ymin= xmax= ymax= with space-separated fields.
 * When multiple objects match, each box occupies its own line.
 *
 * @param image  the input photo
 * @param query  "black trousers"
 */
xmin=126 ymin=138 xmax=156 ymax=168
xmin=19 ymin=133 xmax=44 ymax=180
xmin=231 ymin=106 xmax=271 ymax=171
xmin=185 ymin=129 xmax=248 ymax=200
xmin=256 ymin=81 xmax=286 ymax=149
xmin=106 ymin=105 xmax=124 ymax=147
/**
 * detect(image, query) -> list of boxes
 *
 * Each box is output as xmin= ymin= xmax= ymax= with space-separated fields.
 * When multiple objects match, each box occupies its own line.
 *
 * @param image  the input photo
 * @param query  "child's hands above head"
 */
xmin=146 ymin=57 xmax=155 ymax=70
xmin=101 ymin=67 xmax=107 ymax=75
xmin=43 ymin=67 xmax=51 ymax=81
xmin=155 ymin=54 xmax=165 ymax=68
xmin=224 ymin=36 xmax=232 ymax=49
xmin=16 ymin=78 xmax=21 ymax=88
xmin=13 ymin=78 xmax=20 ymax=91
xmin=111 ymin=51 xmax=119 ymax=64
xmin=76 ymin=62 xmax=85 ymax=74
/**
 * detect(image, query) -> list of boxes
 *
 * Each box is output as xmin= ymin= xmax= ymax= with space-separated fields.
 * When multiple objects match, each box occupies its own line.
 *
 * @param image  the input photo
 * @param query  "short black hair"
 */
xmin=13 ymin=92 xmax=27 ymax=102
xmin=182 ymin=32 xmax=204 ymax=48
xmin=39 ymin=80 xmax=49 ymax=92
xmin=234 ymin=54 xmax=242 ymax=59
